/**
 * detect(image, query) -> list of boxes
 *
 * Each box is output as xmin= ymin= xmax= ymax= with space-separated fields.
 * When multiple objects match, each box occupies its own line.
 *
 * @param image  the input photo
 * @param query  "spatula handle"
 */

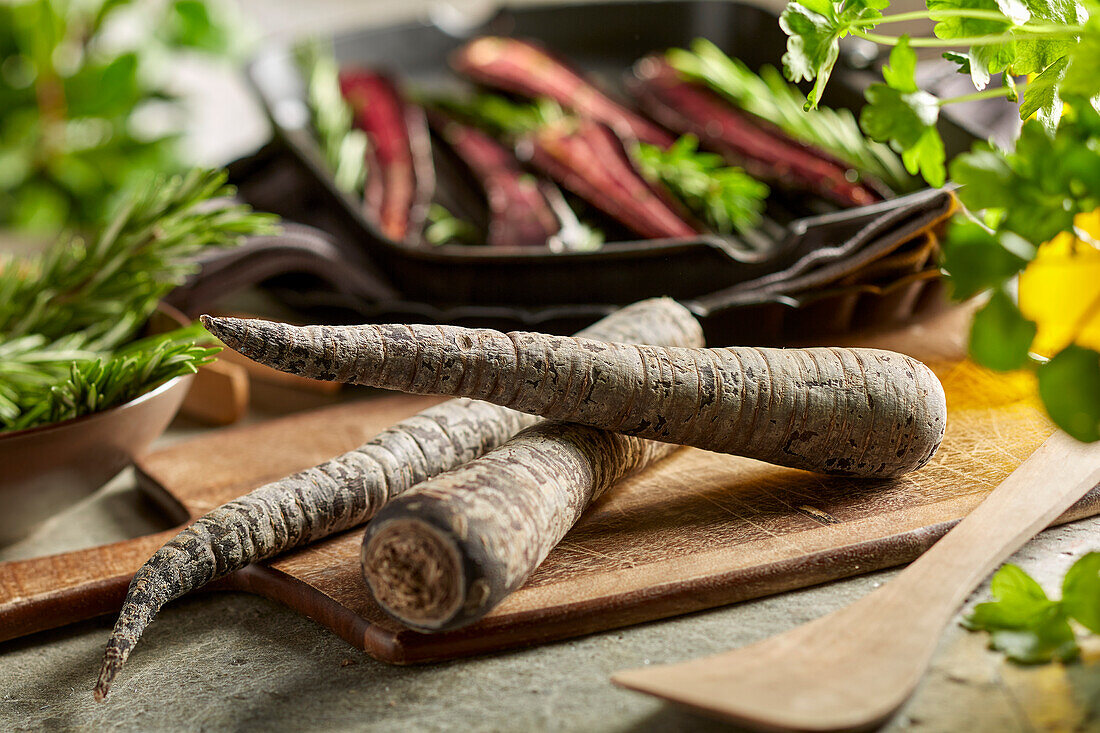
xmin=876 ymin=430 xmax=1100 ymax=643
xmin=0 ymin=530 xmax=177 ymax=642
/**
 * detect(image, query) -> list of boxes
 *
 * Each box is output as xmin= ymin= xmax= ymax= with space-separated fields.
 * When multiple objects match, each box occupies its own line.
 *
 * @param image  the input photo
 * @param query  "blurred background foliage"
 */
xmin=0 ymin=0 xmax=242 ymax=236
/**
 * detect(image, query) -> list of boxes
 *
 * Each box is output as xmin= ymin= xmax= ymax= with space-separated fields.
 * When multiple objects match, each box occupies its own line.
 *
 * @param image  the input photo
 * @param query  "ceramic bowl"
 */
xmin=0 ymin=303 xmax=197 ymax=545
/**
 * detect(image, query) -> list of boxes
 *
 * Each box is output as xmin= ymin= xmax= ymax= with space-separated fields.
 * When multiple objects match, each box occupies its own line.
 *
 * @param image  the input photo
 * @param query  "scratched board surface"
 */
xmin=129 ymin=307 xmax=1100 ymax=663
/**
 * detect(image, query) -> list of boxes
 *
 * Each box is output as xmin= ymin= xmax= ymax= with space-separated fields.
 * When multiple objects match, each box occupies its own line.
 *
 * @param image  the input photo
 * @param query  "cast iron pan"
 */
xmin=217 ymin=1 xmax=991 ymax=341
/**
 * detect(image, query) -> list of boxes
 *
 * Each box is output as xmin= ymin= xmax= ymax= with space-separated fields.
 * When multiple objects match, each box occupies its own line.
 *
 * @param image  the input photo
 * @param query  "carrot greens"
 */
xmin=294 ymin=40 xmax=368 ymax=194
xmin=634 ymin=135 xmax=768 ymax=235
xmin=666 ymin=39 xmax=917 ymax=192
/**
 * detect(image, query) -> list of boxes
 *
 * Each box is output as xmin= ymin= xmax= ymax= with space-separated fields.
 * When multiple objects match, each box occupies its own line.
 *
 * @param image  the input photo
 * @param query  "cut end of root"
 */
xmin=362 ymin=518 xmax=465 ymax=632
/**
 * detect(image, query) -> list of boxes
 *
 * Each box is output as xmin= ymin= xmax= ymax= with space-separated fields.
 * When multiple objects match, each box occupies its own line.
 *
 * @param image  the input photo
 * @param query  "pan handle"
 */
xmin=0 ymin=530 xmax=178 ymax=643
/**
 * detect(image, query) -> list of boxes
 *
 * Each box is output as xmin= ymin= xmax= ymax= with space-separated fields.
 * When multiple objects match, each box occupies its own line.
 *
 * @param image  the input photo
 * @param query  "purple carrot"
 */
xmin=525 ymin=118 xmax=701 ymax=240
xmin=628 ymin=56 xmax=882 ymax=208
xmin=340 ymin=70 xmax=435 ymax=244
xmin=428 ymin=111 xmax=560 ymax=247
xmin=452 ymin=36 xmax=674 ymax=147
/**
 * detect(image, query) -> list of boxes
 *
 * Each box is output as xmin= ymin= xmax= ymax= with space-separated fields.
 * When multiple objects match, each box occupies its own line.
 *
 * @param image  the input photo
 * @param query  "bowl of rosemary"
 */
xmin=0 ymin=169 xmax=277 ymax=545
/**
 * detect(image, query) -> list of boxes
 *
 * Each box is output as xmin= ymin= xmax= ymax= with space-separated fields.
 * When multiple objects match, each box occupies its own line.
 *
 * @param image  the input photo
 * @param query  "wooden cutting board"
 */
xmin=3 ymin=310 xmax=1099 ymax=662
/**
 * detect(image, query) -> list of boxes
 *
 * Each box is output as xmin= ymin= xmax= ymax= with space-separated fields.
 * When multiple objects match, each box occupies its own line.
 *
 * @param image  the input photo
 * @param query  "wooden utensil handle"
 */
xmin=863 ymin=431 xmax=1100 ymax=646
xmin=0 ymin=530 xmax=177 ymax=642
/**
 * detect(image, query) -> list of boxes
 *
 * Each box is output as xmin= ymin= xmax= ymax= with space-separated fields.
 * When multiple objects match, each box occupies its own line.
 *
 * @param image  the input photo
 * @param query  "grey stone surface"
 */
xmin=3 ymin=1 xmax=1099 ymax=731
xmin=2 ymin=483 xmax=1099 ymax=732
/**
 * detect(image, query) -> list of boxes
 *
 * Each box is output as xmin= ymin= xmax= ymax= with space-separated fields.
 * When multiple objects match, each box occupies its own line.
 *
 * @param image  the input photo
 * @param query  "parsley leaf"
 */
xmin=940 ymin=218 xmax=1034 ymax=300
xmin=928 ymin=0 xmax=1015 ymax=88
xmin=1061 ymin=8 xmax=1100 ymax=99
xmin=1062 ymin=552 xmax=1100 ymax=634
xmin=969 ymin=287 xmax=1038 ymax=370
xmin=928 ymin=0 xmax=1082 ymax=87
xmin=950 ymin=116 xmax=1100 ymax=245
xmin=1014 ymin=0 xmax=1087 ymax=76
xmin=1037 ymin=345 xmax=1100 ymax=441
xmin=963 ymin=564 xmax=1080 ymax=664
xmin=1021 ymin=57 xmax=1069 ymax=133
xmin=860 ymin=38 xmax=946 ymax=186
xmin=780 ymin=0 xmax=887 ymax=109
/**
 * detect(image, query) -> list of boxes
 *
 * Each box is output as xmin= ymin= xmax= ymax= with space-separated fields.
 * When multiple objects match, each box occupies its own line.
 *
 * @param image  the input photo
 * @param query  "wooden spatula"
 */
xmin=612 ymin=430 xmax=1100 ymax=732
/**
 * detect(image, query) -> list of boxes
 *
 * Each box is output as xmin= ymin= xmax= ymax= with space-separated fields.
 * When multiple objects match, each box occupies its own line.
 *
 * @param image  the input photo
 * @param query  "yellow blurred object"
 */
xmin=1018 ymin=211 xmax=1100 ymax=356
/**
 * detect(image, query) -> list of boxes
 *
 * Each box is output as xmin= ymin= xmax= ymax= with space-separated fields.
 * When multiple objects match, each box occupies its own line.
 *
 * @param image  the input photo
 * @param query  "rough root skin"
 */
xmin=363 ymin=422 xmax=677 ymax=631
xmin=203 ymin=318 xmax=947 ymax=478
xmin=94 ymin=298 xmax=702 ymax=700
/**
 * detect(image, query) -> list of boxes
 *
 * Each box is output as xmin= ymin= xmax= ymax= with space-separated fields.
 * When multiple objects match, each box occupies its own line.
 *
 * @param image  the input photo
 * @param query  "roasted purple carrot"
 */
xmin=452 ymin=36 xmax=674 ymax=147
xmin=339 ymin=70 xmax=435 ymax=244
xmin=628 ymin=56 xmax=882 ymax=208
xmin=428 ymin=111 xmax=560 ymax=247
xmin=526 ymin=118 xmax=701 ymax=240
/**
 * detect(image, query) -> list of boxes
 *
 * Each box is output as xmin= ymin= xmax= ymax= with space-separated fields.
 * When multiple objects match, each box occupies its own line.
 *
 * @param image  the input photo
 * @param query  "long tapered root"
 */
xmin=362 ymin=422 xmax=677 ymax=631
xmin=203 ymin=317 xmax=946 ymax=478
xmin=96 ymin=298 xmax=702 ymax=699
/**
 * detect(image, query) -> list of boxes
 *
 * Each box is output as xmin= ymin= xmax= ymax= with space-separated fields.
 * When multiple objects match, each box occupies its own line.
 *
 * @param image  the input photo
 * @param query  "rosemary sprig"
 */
xmin=667 ymin=39 xmax=919 ymax=193
xmin=634 ymin=134 xmax=769 ymax=235
xmin=5 ymin=326 xmax=219 ymax=432
xmin=0 ymin=168 xmax=277 ymax=432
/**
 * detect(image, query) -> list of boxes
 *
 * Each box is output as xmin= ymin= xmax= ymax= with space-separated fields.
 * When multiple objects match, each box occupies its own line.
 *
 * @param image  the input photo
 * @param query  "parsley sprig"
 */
xmin=779 ymin=0 xmax=1100 ymax=442
xmin=780 ymin=0 xmax=1094 ymax=182
xmin=963 ymin=553 xmax=1100 ymax=664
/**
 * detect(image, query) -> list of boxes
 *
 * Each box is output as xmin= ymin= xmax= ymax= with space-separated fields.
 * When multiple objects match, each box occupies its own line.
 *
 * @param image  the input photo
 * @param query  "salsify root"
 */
xmin=202 ymin=318 xmax=947 ymax=478
xmin=362 ymin=422 xmax=678 ymax=632
xmin=93 ymin=297 xmax=703 ymax=701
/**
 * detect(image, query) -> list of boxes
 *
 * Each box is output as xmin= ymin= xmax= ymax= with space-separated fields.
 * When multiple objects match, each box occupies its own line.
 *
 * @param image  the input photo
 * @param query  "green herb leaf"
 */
xmin=860 ymin=37 xmax=946 ymax=186
xmin=1020 ymin=56 xmax=1069 ymax=133
xmin=431 ymin=94 xmax=566 ymax=137
xmin=984 ymin=614 xmax=1080 ymax=663
xmin=928 ymin=0 xmax=1013 ymax=88
xmin=1037 ymin=345 xmax=1100 ymax=441
xmin=1062 ymin=552 xmax=1100 ymax=634
xmin=295 ymin=39 xmax=368 ymax=194
xmin=633 ymin=134 xmax=768 ymax=235
xmin=969 ymin=288 xmax=1037 ymax=371
xmin=940 ymin=218 xmax=1034 ymax=300
xmin=1061 ymin=11 xmax=1100 ymax=99
xmin=963 ymin=564 xmax=1079 ymax=664
xmin=950 ymin=116 xmax=1100 ymax=245
xmin=780 ymin=0 xmax=887 ymax=109
xmin=965 ymin=564 xmax=1056 ymax=628
xmin=424 ymin=203 xmax=479 ymax=246
xmin=164 ymin=0 xmax=233 ymax=54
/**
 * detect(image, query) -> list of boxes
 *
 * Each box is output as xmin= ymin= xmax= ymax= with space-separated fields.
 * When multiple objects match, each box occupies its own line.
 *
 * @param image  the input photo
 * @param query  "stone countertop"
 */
xmin=3 ymin=1 xmax=1099 ymax=730
xmin=2 ymin=476 xmax=1099 ymax=732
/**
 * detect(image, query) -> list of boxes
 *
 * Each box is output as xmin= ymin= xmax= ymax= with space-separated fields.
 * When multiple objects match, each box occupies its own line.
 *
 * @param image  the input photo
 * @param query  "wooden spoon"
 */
xmin=612 ymin=430 xmax=1100 ymax=732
